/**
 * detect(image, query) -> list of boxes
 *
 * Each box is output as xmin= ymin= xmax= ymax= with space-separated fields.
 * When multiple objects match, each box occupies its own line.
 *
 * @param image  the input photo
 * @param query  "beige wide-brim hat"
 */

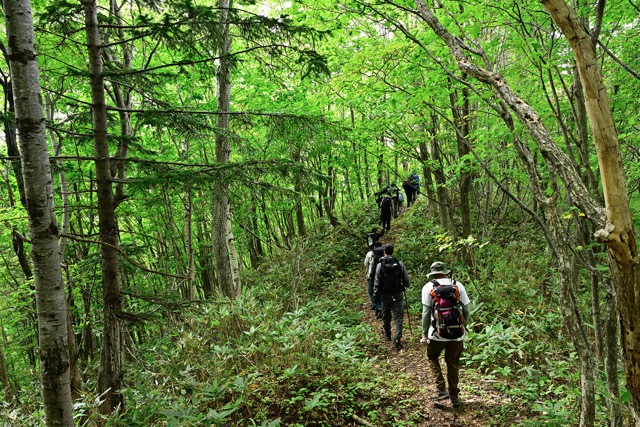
xmin=427 ymin=261 xmax=450 ymax=277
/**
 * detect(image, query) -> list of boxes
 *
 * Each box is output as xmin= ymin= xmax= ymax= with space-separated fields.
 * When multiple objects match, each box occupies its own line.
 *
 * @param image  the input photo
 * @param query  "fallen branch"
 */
xmin=352 ymin=414 xmax=377 ymax=427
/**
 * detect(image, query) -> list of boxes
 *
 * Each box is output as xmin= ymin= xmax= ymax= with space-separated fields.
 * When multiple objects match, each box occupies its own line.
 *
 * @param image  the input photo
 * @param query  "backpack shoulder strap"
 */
xmin=429 ymin=279 xmax=440 ymax=300
xmin=451 ymin=279 xmax=461 ymax=302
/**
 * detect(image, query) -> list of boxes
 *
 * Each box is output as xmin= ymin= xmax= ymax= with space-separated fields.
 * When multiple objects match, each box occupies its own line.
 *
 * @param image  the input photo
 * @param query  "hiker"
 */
xmin=402 ymin=180 xmax=416 ymax=207
xmin=379 ymin=196 xmax=392 ymax=231
xmin=420 ymin=261 xmax=471 ymax=408
xmin=403 ymin=172 xmax=419 ymax=207
xmin=374 ymin=244 xmax=410 ymax=350
xmin=389 ymin=183 xmax=401 ymax=217
xmin=366 ymin=227 xmax=384 ymax=250
xmin=364 ymin=241 xmax=384 ymax=317
xmin=374 ymin=185 xmax=392 ymax=207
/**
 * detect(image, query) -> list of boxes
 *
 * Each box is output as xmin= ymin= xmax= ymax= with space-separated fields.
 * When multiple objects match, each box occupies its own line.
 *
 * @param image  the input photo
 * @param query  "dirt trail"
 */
xmin=356 ymin=209 xmax=527 ymax=427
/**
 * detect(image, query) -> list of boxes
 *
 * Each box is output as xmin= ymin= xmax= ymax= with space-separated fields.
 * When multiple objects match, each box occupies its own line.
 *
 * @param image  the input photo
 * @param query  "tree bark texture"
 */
xmin=212 ymin=0 xmax=240 ymax=298
xmin=0 ymin=76 xmax=26 ymax=207
xmin=0 ymin=341 xmax=15 ymax=404
xmin=82 ymin=0 xmax=126 ymax=413
xmin=541 ymin=1 xmax=640 ymax=423
xmin=2 ymin=0 xmax=73 ymax=423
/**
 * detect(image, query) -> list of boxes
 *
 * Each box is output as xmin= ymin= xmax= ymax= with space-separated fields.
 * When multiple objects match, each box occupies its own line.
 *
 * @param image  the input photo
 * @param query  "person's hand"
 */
xmin=420 ymin=336 xmax=428 ymax=344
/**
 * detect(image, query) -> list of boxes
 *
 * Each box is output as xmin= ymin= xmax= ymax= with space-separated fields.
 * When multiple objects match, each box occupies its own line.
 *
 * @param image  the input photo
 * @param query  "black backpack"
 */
xmin=430 ymin=280 xmax=465 ymax=339
xmin=380 ymin=197 xmax=392 ymax=210
xmin=378 ymin=256 xmax=405 ymax=294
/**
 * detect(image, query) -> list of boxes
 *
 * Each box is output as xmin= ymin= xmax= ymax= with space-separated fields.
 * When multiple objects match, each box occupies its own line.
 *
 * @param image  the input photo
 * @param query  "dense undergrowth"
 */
xmin=2 ymin=197 xmax=631 ymax=426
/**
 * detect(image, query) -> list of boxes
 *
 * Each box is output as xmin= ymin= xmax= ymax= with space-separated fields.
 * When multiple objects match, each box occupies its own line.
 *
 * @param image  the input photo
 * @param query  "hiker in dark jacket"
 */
xmin=374 ymin=244 xmax=410 ymax=350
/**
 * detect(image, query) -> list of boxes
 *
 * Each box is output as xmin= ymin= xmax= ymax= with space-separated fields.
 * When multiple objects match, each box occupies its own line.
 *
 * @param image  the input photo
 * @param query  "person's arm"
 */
xmin=462 ymin=304 xmax=470 ymax=323
xmin=401 ymin=262 xmax=410 ymax=289
xmin=421 ymin=304 xmax=432 ymax=343
xmin=373 ymin=264 xmax=381 ymax=296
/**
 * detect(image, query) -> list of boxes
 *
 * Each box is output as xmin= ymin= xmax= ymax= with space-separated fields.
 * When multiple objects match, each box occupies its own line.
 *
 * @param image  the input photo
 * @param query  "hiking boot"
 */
xmin=450 ymin=394 xmax=461 ymax=408
xmin=431 ymin=390 xmax=450 ymax=401
xmin=394 ymin=338 xmax=403 ymax=350
xmin=384 ymin=331 xmax=391 ymax=341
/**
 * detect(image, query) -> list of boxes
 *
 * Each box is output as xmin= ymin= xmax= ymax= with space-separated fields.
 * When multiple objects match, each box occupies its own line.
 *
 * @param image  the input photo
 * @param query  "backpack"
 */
xmin=429 ymin=280 xmax=465 ymax=339
xmin=378 ymin=256 xmax=405 ymax=294
xmin=366 ymin=233 xmax=376 ymax=247
xmin=368 ymin=247 xmax=385 ymax=279
xmin=380 ymin=197 xmax=392 ymax=210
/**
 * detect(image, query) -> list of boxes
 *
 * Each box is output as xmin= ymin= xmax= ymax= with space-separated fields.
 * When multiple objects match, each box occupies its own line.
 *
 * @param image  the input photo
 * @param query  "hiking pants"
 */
xmin=381 ymin=292 xmax=405 ymax=340
xmin=380 ymin=209 xmax=391 ymax=231
xmin=367 ymin=278 xmax=381 ymax=310
xmin=426 ymin=339 xmax=465 ymax=396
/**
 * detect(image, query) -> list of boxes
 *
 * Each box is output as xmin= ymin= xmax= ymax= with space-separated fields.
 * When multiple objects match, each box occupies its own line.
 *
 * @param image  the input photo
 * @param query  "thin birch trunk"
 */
xmin=2 ymin=0 xmax=73 ymax=423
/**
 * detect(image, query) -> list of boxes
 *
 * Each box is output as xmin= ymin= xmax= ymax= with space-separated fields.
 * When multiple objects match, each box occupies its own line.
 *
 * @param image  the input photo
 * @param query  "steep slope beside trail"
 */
xmin=353 ymin=211 xmax=529 ymax=426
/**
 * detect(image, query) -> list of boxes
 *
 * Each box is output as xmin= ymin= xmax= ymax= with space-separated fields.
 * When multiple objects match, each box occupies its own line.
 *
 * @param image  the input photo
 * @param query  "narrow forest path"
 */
xmin=352 ymin=207 xmax=530 ymax=427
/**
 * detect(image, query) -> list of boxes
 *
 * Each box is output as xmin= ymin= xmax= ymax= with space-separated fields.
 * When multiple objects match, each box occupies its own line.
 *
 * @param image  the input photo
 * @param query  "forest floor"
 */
xmin=354 ymin=208 xmax=534 ymax=427
xmin=359 ymin=298 xmax=531 ymax=427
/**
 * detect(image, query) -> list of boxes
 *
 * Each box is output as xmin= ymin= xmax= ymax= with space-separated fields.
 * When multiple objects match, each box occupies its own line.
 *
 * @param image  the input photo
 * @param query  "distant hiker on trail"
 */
xmin=374 ymin=244 xmax=410 ymax=350
xmin=379 ymin=196 xmax=392 ymax=231
xmin=403 ymin=172 xmax=419 ymax=207
xmin=366 ymin=227 xmax=384 ymax=250
xmin=374 ymin=185 xmax=391 ymax=207
xmin=420 ymin=261 xmax=471 ymax=408
xmin=364 ymin=241 xmax=383 ymax=318
xmin=389 ymin=183 xmax=401 ymax=217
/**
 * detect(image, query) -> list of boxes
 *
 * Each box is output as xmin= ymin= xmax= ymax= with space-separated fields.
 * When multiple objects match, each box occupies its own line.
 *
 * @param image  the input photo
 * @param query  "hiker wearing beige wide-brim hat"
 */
xmin=420 ymin=260 xmax=471 ymax=409
xmin=426 ymin=261 xmax=451 ymax=277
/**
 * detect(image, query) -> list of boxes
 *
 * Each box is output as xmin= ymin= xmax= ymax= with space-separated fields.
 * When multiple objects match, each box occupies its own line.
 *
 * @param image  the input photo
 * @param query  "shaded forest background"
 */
xmin=1 ymin=0 xmax=640 ymax=425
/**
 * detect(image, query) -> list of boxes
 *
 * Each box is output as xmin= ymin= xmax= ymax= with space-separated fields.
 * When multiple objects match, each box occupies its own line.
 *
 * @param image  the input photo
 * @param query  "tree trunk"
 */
xmin=0 ymin=320 xmax=15 ymax=404
xmin=82 ymin=0 xmax=125 ymax=413
xmin=449 ymin=76 xmax=473 ymax=264
xmin=430 ymin=136 xmax=455 ymax=233
xmin=541 ymin=1 xmax=640 ymax=422
xmin=604 ymin=283 xmax=623 ymax=427
xmin=3 ymin=0 xmax=73 ymax=423
xmin=212 ymin=0 xmax=240 ymax=298
xmin=183 ymin=187 xmax=196 ymax=300
xmin=0 ymin=74 xmax=26 ymax=207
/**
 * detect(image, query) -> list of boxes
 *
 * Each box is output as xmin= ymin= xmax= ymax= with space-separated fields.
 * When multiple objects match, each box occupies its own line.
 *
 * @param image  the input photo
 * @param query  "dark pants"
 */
xmin=381 ymin=292 xmax=404 ymax=340
xmin=403 ymin=184 xmax=417 ymax=206
xmin=392 ymin=197 xmax=400 ymax=217
xmin=380 ymin=209 xmax=391 ymax=230
xmin=426 ymin=340 xmax=464 ymax=396
xmin=367 ymin=279 xmax=381 ymax=310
